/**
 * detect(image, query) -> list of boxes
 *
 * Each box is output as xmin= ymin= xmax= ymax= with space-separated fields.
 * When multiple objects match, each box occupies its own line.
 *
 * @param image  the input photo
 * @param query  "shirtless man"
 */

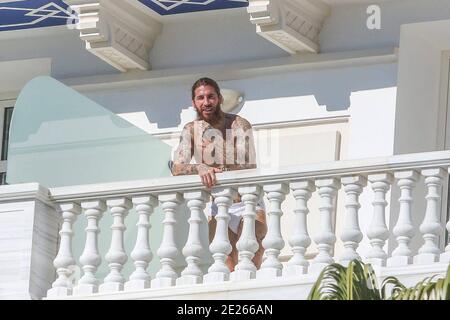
xmin=171 ymin=77 xmax=267 ymax=271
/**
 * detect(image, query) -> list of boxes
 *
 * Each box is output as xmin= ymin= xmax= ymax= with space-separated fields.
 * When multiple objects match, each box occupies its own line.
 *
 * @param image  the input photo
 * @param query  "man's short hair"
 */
xmin=191 ymin=77 xmax=221 ymax=100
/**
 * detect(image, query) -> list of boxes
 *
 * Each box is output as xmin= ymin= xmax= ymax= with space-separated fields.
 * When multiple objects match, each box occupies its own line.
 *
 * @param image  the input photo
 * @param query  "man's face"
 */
xmin=192 ymin=84 xmax=222 ymax=122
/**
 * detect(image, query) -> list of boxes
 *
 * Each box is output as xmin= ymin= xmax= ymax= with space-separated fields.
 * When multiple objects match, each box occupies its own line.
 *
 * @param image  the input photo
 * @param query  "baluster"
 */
xmin=125 ymin=195 xmax=158 ymax=291
xmin=151 ymin=193 xmax=182 ymax=288
xmin=177 ymin=191 xmax=208 ymax=285
xmin=283 ymin=181 xmax=315 ymax=277
xmin=230 ymin=185 xmax=261 ymax=281
xmin=387 ymin=171 xmax=418 ymax=266
xmin=310 ymin=178 xmax=340 ymax=273
xmin=204 ymin=187 xmax=236 ymax=283
xmin=441 ymin=168 xmax=450 ymax=262
xmin=47 ymin=203 xmax=82 ymax=297
xmin=440 ymin=211 xmax=450 ymax=262
xmin=414 ymin=168 xmax=445 ymax=264
xmin=99 ymin=198 xmax=132 ymax=293
xmin=339 ymin=175 xmax=366 ymax=266
xmin=256 ymin=183 xmax=288 ymax=279
xmin=72 ymin=200 xmax=106 ymax=295
xmin=366 ymin=173 xmax=393 ymax=267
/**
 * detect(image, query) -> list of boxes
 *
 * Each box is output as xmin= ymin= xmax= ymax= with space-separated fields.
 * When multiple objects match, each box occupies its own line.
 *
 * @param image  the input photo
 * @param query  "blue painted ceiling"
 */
xmin=0 ymin=0 xmax=249 ymax=32
xmin=138 ymin=0 xmax=248 ymax=16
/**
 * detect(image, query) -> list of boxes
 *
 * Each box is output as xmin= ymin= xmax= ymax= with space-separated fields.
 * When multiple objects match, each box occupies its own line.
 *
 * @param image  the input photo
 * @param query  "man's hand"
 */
xmin=198 ymin=164 xmax=223 ymax=188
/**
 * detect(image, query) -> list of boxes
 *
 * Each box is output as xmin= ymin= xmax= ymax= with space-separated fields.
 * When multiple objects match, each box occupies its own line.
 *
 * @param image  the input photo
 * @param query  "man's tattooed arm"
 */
xmin=227 ymin=116 xmax=257 ymax=171
xmin=171 ymin=122 xmax=195 ymax=175
xmin=172 ymin=163 xmax=210 ymax=176
xmin=171 ymin=122 xmax=211 ymax=176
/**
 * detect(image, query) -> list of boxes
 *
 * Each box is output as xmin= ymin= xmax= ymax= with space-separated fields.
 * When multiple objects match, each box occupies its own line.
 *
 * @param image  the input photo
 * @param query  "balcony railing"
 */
xmin=9 ymin=150 xmax=450 ymax=299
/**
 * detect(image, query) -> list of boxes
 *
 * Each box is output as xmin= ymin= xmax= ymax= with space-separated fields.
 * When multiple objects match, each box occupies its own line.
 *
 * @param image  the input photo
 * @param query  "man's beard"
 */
xmin=196 ymin=104 xmax=222 ymax=122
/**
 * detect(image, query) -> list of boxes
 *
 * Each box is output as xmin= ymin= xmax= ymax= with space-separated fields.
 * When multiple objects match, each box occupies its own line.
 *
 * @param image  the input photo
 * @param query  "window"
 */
xmin=447 ymin=58 xmax=450 ymax=247
xmin=0 ymin=100 xmax=14 ymax=185
xmin=2 ymin=107 xmax=13 ymax=161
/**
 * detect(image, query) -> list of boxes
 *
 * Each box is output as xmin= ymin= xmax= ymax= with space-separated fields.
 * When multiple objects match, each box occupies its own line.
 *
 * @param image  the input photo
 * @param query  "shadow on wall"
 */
xmin=226 ymin=63 xmax=397 ymax=114
xmin=85 ymin=62 xmax=397 ymax=129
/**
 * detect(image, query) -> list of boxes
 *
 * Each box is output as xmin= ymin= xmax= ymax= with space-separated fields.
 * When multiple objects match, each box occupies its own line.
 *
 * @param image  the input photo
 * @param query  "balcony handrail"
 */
xmin=49 ymin=150 xmax=450 ymax=202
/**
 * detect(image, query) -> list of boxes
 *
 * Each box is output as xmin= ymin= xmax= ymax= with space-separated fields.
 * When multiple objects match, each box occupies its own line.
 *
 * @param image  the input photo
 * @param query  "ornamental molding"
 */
xmin=247 ymin=0 xmax=330 ymax=54
xmin=65 ymin=0 xmax=162 ymax=72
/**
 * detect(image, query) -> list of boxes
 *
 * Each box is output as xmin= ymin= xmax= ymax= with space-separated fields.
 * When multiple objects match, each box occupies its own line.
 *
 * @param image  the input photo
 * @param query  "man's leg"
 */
xmin=227 ymin=229 xmax=238 ymax=272
xmin=235 ymin=210 xmax=267 ymax=269
xmin=208 ymin=217 xmax=237 ymax=272
xmin=254 ymin=210 xmax=267 ymax=269
xmin=208 ymin=216 xmax=216 ymax=244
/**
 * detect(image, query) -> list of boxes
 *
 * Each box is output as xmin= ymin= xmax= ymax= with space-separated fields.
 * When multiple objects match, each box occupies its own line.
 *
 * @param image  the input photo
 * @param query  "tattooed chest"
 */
xmin=193 ymin=128 xmax=235 ymax=166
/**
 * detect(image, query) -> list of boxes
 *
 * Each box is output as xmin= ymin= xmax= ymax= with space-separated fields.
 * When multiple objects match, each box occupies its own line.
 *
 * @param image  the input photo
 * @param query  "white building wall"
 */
xmin=0 ymin=184 xmax=58 ymax=300
xmin=1 ymin=0 xmax=450 ymax=299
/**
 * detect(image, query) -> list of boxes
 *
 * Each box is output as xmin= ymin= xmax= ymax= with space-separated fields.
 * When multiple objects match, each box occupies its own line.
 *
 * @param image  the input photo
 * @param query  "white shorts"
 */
xmin=206 ymin=200 xmax=266 ymax=234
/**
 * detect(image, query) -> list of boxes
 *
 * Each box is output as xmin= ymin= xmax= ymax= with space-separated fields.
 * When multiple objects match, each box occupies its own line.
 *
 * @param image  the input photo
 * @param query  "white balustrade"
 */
xmin=177 ymin=190 xmax=208 ymax=285
xmin=387 ymin=170 xmax=418 ymax=266
xmin=441 ymin=167 xmax=450 ymax=263
xmin=47 ymin=203 xmax=82 ymax=297
xmin=310 ymin=178 xmax=340 ymax=273
xmin=441 ymin=216 xmax=450 ymax=263
xmin=99 ymin=198 xmax=132 ymax=293
xmin=40 ymin=151 xmax=450 ymax=299
xmin=152 ymin=193 xmax=182 ymax=288
xmin=414 ymin=168 xmax=445 ymax=264
xmin=283 ymin=180 xmax=315 ymax=277
xmin=257 ymin=183 xmax=288 ymax=279
xmin=204 ymin=187 xmax=236 ymax=283
xmin=72 ymin=200 xmax=106 ymax=295
xmin=366 ymin=173 xmax=393 ymax=267
xmin=231 ymin=185 xmax=261 ymax=281
xmin=339 ymin=175 xmax=366 ymax=266
xmin=125 ymin=195 xmax=158 ymax=291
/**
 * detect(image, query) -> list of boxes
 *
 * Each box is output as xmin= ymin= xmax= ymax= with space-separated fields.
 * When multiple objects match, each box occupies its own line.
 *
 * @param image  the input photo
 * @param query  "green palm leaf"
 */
xmin=308 ymin=259 xmax=450 ymax=300
xmin=308 ymin=260 xmax=381 ymax=300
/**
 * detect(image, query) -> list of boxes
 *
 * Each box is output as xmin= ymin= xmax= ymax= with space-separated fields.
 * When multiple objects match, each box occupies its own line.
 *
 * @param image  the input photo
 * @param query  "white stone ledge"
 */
xmin=0 ymin=183 xmax=52 ymax=205
xmin=151 ymin=115 xmax=350 ymax=139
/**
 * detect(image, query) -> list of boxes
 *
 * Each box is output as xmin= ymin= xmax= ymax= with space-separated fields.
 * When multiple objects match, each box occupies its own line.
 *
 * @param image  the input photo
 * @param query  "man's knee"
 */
xmin=208 ymin=217 xmax=216 ymax=243
xmin=255 ymin=211 xmax=267 ymax=242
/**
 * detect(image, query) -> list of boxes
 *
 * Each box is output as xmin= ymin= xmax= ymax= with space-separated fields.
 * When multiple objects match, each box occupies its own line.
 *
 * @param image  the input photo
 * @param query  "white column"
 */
xmin=440 ymin=209 xmax=450 ymax=262
xmin=414 ymin=168 xmax=445 ymax=264
xmin=441 ymin=168 xmax=450 ymax=263
xmin=310 ymin=178 xmax=340 ymax=273
xmin=204 ymin=187 xmax=236 ymax=283
xmin=72 ymin=200 xmax=106 ymax=296
xmin=99 ymin=198 xmax=132 ymax=293
xmin=230 ymin=185 xmax=261 ymax=281
xmin=151 ymin=193 xmax=182 ymax=288
xmin=366 ymin=173 xmax=393 ymax=267
xmin=47 ymin=203 xmax=82 ymax=298
xmin=257 ymin=183 xmax=288 ymax=279
xmin=387 ymin=170 xmax=419 ymax=267
xmin=283 ymin=181 xmax=315 ymax=277
xmin=125 ymin=195 xmax=158 ymax=291
xmin=177 ymin=190 xmax=208 ymax=285
xmin=339 ymin=175 xmax=366 ymax=266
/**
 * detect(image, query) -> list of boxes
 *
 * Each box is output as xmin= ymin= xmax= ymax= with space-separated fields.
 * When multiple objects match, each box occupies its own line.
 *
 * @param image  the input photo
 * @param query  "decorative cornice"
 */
xmin=65 ymin=0 xmax=162 ymax=72
xmin=247 ymin=0 xmax=330 ymax=54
